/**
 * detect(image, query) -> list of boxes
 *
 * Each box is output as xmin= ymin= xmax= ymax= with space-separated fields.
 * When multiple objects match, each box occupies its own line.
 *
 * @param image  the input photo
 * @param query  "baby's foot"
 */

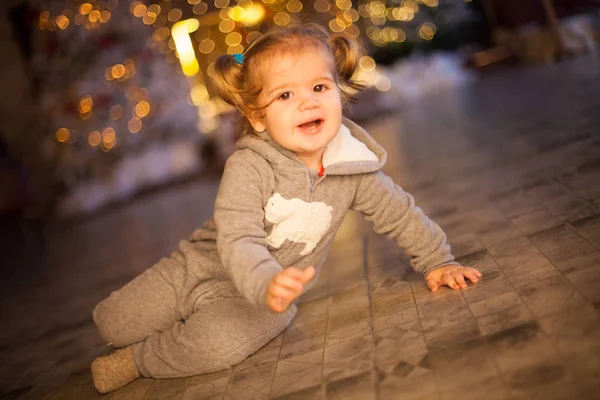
xmin=91 ymin=346 xmax=140 ymax=393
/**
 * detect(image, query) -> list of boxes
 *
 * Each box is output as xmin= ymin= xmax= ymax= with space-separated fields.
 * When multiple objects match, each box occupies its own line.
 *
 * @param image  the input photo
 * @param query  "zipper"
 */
xmin=309 ymin=173 xmax=326 ymax=193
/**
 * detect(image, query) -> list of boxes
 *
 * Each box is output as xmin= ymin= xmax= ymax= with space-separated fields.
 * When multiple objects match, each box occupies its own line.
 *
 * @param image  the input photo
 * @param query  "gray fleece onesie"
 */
xmin=93 ymin=118 xmax=456 ymax=378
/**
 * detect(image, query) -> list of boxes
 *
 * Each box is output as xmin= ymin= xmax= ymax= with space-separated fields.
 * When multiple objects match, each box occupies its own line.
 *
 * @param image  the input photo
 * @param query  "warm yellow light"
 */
xmin=404 ymin=0 xmax=419 ymax=13
xmin=103 ymin=139 xmax=116 ymax=150
xmin=102 ymin=127 xmax=115 ymax=138
xmin=359 ymin=56 xmax=376 ymax=71
xmin=168 ymin=8 xmax=182 ymax=22
xmin=328 ymin=18 xmax=344 ymax=33
xmin=79 ymin=96 xmax=93 ymax=113
xmin=128 ymin=118 xmax=142 ymax=133
xmin=56 ymin=15 xmax=70 ymax=29
xmin=88 ymin=130 xmax=101 ymax=146
xmin=190 ymin=85 xmax=209 ymax=105
xmin=133 ymin=4 xmax=146 ymax=17
xmin=110 ymin=105 xmax=123 ymax=120
xmin=193 ymin=3 xmax=208 ymax=15
xmin=111 ymin=64 xmax=125 ymax=79
xmin=89 ymin=10 xmax=101 ymax=22
xmin=172 ymin=19 xmax=200 ymax=76
xmin=418 ymin=22 xmax=436 ymax=40
xmin=135 ymin=88 xmax=149 ymax=102
xmin=79 ymin=3 xmax=93 ymax=15
xmin=287 ymin=0 xmax=303 ymax=13
xmin=214 ymin=0 xmax=230 ymax=8
xmin=154 ymin=27 xmax=170 ymax=41
xmin=100 ymin=11 xmax=111 ymax=23
xmin=219 ymin=19 xmax=235 ymax=33
xmin=148 ymin=4 xmax=161 ymax=15
xmin=143 ymin=12 xmax=157 ymax=25
xmin=207 ymin=62 xmax=215 ymax=77
xmin=370 ymin=1 xmax=386 ymax=15
xmin=425 ymin=0 xmax=439 ymax=7
xmin=225 ymin=32 xmax=242 ymax=46
xmin=227 ymin=44 xmax=244 ymax=55
xmin=343 ymin=10 xmax=359 ymax=22
xmin=135 ymin=101 xmax=151 ymax=118
xmin=105 ymin=68 xmax=113 ymax=81
xmin=198 ymin=39 xmax=215 ymax=54
xmin=346 ymin=24 xmax=360 ymax=38
xmin=102 ymin=128 xmax=116 ymax=149
xmin=394 ymin=28 xmax=406 ymax=42
xmin=314 ymin=0 xmax=330 ymax=13
xmin=375 ymin=75 xmax=391 ymax=91
xmin=274 ymin=12 xmax=291 ymax=26
xmin=336 ymin=0 xmax=352 ymax=10
xmin=198 ymin=101 xmax=217 ymax=118
xmin=229 ymin=3 xmax=265 ymax=26
xmin=56 ymin=128 xmax=70 ymax=142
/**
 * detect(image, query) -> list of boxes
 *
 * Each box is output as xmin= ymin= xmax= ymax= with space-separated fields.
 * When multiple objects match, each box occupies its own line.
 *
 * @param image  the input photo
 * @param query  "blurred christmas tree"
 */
xmin=9 ymin=0 xmax=476 ymax=216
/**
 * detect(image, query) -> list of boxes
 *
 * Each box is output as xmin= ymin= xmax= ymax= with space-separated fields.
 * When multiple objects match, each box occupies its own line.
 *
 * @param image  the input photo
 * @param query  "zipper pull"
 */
xmin=310 ymin=177 xmax=316 ymax=192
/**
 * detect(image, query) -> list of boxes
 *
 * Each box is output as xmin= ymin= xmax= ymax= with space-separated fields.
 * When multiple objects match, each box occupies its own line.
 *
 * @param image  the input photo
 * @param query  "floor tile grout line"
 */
xmin=221 ymin=361 xmax=235 ymax=398
xmin=463 ymin=243 xmax=544 ymax=400
xmin=493 ymin=203 xmax=599 ymax=314
xmin=360 ymin=233 xmax=380 ymax=400
xmin=410 ymin=278 xmax=444 ymax=399
xmin=480 ymin=233 xmax=592 ymax=387
xmin=319 ymin=283 xmax=330 ymax=399
xmin=520 ymin=225 xmax=600 ymax=323
xmin=267 ymin=329 xmax=286 ymax=398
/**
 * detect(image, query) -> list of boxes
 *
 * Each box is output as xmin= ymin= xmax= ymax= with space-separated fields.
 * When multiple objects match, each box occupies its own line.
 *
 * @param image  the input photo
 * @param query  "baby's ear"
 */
xmin=247 ymin=111 xmax=266 ymax=133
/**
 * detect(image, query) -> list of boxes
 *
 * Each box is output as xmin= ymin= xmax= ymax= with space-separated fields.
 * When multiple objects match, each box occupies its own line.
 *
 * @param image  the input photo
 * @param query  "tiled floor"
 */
xmin=2 ymin=53 xmax=600 ymax=399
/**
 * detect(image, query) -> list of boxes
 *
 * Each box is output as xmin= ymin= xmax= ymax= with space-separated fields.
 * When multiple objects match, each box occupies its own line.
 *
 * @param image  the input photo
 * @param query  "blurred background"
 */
xmin=1 ymin=0 xmax=598 ymax=223
xmin=1 ymin=1 xmax=600 ymax=398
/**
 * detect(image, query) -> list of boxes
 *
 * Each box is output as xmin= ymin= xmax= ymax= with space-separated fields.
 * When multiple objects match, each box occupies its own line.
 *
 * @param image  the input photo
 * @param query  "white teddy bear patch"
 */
xmin=265 ymin=193 xmax=333 ymax=256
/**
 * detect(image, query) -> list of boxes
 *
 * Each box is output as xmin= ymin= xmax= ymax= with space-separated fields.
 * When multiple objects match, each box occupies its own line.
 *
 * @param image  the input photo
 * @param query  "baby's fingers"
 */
xmin=427 ymin=278 xmax=440 ymax=292
xmin=270 ymin=284 xmax=297 ymax=301
xmin=462 ymin=268 xmax=481 ymax=283
xmin=442 ymin=272 xmax=459 ymax=290
xmin=274 ymin=274 xmax=303 ymax=293
xmin=451 ymin=271 xmax=468 ymax=289
xmin=267 ymin=296 xmax=287 ymax=313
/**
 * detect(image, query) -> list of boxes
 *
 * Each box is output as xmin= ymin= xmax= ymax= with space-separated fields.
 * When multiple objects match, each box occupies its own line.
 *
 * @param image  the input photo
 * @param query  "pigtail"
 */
xmin=328 ymin=35 xmax=365 ymax=96
xmin=213 ymin=54 xmax=245 ymax=110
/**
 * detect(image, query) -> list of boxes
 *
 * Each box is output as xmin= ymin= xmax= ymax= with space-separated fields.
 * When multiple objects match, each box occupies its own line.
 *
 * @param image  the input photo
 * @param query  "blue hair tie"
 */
xmin=233 ymin=53 xmax=243 ymax=65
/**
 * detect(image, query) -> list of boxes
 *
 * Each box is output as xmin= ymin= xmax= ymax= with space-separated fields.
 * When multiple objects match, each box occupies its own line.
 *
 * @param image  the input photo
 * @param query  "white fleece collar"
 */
xmin=322 ymin=123 xmax=379 ymax=168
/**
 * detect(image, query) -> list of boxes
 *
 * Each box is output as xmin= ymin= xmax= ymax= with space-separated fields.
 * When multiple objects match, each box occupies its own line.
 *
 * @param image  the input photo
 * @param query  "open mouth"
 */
xmin=298 ymin=119 xmax=323 ymax=131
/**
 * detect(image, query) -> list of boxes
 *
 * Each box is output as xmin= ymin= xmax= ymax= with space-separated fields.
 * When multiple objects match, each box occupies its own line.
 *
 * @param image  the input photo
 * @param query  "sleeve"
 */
xmin=351 ymin=171 xmax=457 ymax=275
xmin=214 ymin=152 xmax=282 ymax=307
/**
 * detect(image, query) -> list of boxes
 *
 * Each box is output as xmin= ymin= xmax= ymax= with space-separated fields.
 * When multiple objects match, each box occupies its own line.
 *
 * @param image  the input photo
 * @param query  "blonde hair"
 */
xmin=213 ymin=24 xmax=364 ymax=135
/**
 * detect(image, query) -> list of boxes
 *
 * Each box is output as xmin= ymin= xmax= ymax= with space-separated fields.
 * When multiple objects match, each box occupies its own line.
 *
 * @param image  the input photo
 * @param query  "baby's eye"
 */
xmin=279 ymin=92 xmax=291 ymax=100
xmin=314 ymin=84 xmax=327 ymax=92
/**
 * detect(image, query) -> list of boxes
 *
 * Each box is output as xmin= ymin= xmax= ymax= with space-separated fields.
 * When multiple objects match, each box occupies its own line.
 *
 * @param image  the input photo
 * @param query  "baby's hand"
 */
xmin=425 ymin=265 xmax=482 ymax=292
xmin=267 ymin=266 xmax=316 ymax=313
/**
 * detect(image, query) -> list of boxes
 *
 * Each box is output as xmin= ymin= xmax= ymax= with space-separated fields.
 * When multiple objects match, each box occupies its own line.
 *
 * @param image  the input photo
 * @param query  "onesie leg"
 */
xmin=93 ymin=252 xmax=185 ymax=348
xmin=132 ymin=294 xmax=296 ymax=378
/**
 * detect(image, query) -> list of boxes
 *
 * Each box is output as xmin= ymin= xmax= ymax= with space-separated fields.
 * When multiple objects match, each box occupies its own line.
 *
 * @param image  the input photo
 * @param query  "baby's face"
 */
xmin=249 ymin=46 xmax=343 ymax=167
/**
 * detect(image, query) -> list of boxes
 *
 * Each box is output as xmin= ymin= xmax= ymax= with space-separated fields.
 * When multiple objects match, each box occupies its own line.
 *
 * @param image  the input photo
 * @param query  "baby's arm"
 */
xmin=214 ymin=151 xmax=283 ymax=307
xmin=351 ymin=171 xmax=482 ymax=291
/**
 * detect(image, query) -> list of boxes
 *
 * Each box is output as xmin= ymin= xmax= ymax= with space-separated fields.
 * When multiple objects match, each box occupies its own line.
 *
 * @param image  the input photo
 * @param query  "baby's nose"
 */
xmin=299 ymin=94 xmax=319 ymax=110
